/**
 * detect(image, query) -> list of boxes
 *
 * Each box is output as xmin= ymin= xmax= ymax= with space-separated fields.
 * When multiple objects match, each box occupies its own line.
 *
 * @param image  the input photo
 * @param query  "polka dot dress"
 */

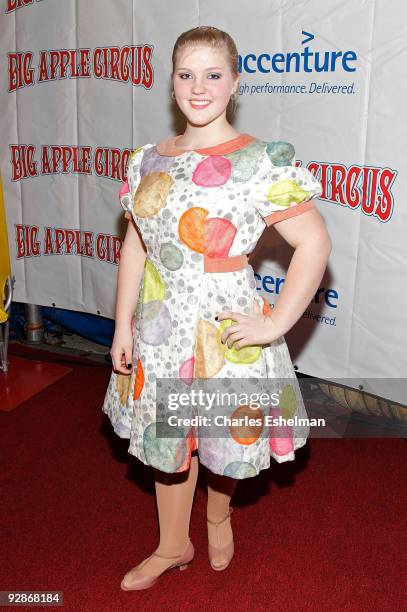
xmin=102 ymin=133 xmax=322 ymax=479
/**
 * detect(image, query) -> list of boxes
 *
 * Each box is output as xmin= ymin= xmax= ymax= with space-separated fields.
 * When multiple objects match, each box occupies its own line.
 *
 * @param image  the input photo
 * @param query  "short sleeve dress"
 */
xmin=102 ymin=133 xmax=322 ymax=479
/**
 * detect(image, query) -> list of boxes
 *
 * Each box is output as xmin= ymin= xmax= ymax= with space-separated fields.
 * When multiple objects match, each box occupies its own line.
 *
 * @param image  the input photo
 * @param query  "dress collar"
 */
xmin=155 ymin=133 xmax=256 ymax=157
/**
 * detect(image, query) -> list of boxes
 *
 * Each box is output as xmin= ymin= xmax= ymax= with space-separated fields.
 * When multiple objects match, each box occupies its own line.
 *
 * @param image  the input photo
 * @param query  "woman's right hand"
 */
xmin=110 ymin=324 xmax=134 ymax=374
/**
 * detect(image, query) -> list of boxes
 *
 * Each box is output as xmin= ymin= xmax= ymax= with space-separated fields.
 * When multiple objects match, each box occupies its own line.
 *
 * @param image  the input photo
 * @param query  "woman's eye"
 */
xmin=178 ymin=73 xmax=221 ymax=79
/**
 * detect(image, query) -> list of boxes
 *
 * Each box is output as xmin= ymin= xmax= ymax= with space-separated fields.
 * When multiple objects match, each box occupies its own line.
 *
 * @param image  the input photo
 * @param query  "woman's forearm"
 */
xmin=115 ymin=239 xmax=146 ymax=331
xmin=270 ymin=238 xmax=332 ymax=336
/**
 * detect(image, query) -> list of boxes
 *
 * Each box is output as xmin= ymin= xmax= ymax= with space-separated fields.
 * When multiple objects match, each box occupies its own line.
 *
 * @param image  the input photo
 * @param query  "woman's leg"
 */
xmin=155 ymin=452 xmax=199 ymax=553
xmin=122 ymin=452 xmax=199 ymax=583
xmin=206 ymin=469 xmax=238 ymax=567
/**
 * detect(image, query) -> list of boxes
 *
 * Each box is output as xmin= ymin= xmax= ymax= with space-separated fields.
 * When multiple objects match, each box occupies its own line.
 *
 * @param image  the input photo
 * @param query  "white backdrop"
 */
xmin=1 ymin=0 xmax=406 ymax=404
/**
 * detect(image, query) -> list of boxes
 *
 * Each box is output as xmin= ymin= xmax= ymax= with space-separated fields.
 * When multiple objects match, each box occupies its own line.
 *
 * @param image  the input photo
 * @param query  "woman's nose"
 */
xmin=191 ymin=79 xmax=206 ymax=93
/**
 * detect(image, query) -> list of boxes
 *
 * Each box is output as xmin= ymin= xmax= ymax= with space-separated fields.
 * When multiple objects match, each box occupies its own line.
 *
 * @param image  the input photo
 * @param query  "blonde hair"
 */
xmin=171 ymin=26 xmax=239 ymax=117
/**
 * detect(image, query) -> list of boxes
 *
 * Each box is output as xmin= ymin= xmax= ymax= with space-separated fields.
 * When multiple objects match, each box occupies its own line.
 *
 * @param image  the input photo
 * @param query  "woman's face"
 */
xmin=173 ymin=44 xmax=238 ymax=127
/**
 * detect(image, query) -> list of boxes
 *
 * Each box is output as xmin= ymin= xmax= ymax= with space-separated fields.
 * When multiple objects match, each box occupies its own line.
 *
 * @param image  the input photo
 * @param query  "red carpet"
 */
xmin=0 ymin=344 xmax=406 ymax=611
xmin=0 ymin=353 xmax=71 ymax=412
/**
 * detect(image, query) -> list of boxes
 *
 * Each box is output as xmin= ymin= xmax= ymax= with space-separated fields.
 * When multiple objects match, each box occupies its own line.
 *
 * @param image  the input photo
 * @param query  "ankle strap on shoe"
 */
xmin=152 ymin=539 xmax=191 ymax=559
xmin=207 ymin=506 xmax=234 ymax=526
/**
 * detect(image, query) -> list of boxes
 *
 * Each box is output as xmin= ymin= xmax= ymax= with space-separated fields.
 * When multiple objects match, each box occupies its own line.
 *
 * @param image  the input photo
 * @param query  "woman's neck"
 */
xmin=175 ymin=124 xmax=241 ymax=150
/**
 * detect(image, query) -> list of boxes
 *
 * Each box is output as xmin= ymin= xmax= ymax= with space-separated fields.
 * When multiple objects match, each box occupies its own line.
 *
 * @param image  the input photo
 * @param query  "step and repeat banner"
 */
xmin=1 ymin=0 xmax=406 ymax=404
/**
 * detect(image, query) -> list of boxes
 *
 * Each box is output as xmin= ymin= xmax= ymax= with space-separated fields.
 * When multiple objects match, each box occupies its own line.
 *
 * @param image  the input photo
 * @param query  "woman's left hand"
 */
xmin=216 ymin=298 xmax=283 ymax=349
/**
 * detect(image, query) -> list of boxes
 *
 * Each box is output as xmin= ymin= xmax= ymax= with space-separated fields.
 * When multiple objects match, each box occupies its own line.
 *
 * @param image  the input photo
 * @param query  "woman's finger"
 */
xmin=223 ymin=329 xmax=246 ymax=348
xmin=124 ymin=347 xmax=133 ymax=370
xmin=216 ymin=311 xmax=245 ymax=323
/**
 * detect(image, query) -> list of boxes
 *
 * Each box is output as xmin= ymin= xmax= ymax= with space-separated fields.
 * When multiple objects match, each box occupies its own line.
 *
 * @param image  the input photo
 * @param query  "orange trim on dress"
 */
xmin=203 ymin=253 xmax=249 ymax=273
xmin=264 ymin=200 xmax=315 ymax=226
xmin=156 ymin=133 xmax=256 ymax=157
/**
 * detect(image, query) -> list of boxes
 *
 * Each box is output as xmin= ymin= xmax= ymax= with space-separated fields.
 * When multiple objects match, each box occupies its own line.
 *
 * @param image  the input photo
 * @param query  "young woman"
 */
xmin=102 ymin=26 xmax=332 ymax=590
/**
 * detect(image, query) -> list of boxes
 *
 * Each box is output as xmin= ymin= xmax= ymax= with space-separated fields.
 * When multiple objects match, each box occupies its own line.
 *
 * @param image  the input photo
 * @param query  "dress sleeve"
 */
xmin=119 ymin=146 xmax=144 ymax=220
xmin=253 ymin=141 xmax=322 ymax=226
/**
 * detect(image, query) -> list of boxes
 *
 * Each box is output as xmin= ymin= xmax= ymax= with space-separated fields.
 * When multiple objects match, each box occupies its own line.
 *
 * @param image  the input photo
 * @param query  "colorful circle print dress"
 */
xmin=102 ymin=133 xmax=322 ymax=479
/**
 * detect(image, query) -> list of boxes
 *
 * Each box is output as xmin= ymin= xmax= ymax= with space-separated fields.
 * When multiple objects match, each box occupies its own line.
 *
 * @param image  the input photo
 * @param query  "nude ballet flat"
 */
xmin=120 ymin=539 xmax=194 ymax=591
xmin=207 ymin=507 xmax=234 ymax=571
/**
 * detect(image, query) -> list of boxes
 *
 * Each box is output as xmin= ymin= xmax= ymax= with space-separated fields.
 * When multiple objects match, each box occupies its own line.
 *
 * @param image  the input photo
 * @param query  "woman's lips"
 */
xmin=189 ymin=100 xmax=211 ymax=109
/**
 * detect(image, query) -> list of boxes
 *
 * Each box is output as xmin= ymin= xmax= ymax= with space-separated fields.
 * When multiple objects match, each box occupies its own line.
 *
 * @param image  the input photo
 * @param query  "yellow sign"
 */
xmin=0 ymin=170 xmax=11 ymax=322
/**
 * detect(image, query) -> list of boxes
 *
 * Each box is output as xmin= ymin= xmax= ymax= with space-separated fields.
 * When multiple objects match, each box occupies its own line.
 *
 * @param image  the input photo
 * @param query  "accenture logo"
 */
xmin=238 ymin=31 xmax=357 ymax=74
